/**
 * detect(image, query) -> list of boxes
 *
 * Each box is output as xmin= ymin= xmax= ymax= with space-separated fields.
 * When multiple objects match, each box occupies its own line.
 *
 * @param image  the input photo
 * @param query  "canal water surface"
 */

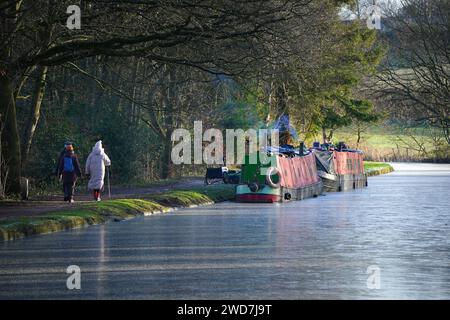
xmin=1 ymin=163 xmax=449 ymax=299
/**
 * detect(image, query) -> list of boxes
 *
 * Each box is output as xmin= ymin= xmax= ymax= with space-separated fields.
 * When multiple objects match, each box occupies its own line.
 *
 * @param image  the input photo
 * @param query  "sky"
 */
xmin=340 ymin=0 xmax=403 ymax=20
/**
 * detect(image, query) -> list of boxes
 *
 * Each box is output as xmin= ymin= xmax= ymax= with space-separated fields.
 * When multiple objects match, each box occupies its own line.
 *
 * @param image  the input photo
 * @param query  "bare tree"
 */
xmin=377 ymin=0 xmax=450 ymax=144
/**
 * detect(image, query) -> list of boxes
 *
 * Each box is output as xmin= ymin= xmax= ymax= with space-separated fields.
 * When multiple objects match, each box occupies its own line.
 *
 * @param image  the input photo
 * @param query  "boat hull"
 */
xmin=280 ymin=180 xmax=323 ymax=201
xmin=318 ymin=171 xmax=367 ymax=192
xmin=235 ymin=185 xmax=281 ymax=203
xmin=235 ymin=181 xmax=323 ymax=203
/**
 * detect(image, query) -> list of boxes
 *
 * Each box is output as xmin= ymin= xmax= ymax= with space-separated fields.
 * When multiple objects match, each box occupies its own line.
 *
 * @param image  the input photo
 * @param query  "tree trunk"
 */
xmin=161 ymin=67 xmax=175 ymax=179
xmin=0 ymin=73 xmax=22 ymax=194
xmin=274 ymin=81 xmax=291 ymax=145
xmin=327 ymin=130 xmax=334 ymax=142
xmin=20 ymin=1 xmax=54 ymax=167
xmin=322 ymin=127 xmax=327 ymax=143
xmin=161 ymin=133 xmax=174 ymax=179
xmin=274 ymin=81 xmax=288 ymax=120
xmin=21 ymin=65 xmax=48 ymax=167
xmin=356 ymin=125 xmax=362 ymax=148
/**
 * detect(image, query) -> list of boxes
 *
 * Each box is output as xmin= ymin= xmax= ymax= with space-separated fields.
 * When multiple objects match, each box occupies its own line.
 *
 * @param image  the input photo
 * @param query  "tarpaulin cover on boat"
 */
xmin=314 ymin=150 xmax=364 ymax=175
xmin=314 ymin=151 xmax=335 ymax=174
xmin=276 ymin=153 xmax=320 ymax=188
xmin=240 ymin=152 xmax=320 ymax=188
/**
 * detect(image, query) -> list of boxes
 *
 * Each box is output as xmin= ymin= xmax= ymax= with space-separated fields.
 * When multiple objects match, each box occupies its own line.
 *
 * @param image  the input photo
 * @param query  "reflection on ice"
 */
xmin=0 ymin=163 xmax=449 ymax=299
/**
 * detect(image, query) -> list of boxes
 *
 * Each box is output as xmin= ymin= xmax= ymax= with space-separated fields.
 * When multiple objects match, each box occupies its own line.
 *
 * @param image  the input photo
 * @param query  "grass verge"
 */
xmin=364 ymin=161 xmax=394 ymax=176
xmin=0 ymin=184 xmax=236 ymax=241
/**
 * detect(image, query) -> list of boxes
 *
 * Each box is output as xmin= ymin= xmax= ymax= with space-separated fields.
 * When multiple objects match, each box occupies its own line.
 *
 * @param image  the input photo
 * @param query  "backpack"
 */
xmin=63 ymin=156 xmax=74 ymax=173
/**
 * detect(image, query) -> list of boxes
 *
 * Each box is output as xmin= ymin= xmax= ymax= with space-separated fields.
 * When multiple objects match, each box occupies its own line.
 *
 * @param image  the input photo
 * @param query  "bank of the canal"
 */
xmin=0 ymin=162 xmax=393 ymax=241
xmin=364 ymin=161 xmax=394 ymax=176
xmin=0 ymin=185 xmax=235 ymax=241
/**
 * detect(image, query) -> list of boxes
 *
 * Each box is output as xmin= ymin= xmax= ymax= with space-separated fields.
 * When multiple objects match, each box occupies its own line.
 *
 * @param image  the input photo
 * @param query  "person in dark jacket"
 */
xmin=55 ymin=141 xmax=73 ymax=176
xmin=57 ymin=144 xmax=82 ymax=203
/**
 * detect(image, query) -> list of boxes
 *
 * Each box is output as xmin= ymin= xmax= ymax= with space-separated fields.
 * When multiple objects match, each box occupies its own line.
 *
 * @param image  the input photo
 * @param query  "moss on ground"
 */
xmin=144 ymin=185 xmax=236 ymax=207
xmin=0 ymin=184 xmax=236 ymax=241
xmin=0 ymin=211 xmax=104 ymax=241
xmin=146 ymin=190 xmax=214 ymax=207
xmin=364 ymin=161 xmax=394 ymax=176
xmin=181 ymin=184 xmax=236 ymax=202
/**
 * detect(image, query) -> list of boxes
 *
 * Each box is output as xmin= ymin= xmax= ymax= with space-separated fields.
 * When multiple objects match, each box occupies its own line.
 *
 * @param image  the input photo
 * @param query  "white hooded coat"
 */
xmin=85 ymin=141 xmax=111 ymax=190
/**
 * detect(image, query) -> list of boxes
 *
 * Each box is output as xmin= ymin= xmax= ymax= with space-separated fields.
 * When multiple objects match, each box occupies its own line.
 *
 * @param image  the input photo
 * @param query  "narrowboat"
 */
xmin=235 ymin=147 xmax=323 ymax=203
xmin=312 ymin=142 xmax=367 ymax=192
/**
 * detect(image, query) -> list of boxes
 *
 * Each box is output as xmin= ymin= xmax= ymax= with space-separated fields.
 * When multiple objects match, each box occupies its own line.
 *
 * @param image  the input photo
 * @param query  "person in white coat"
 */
xmin=85 ymin=140 xmax=111 ymax=201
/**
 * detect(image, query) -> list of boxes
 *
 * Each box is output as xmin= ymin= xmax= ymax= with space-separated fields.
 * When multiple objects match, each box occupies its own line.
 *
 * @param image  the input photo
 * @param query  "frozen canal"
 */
xmin=1 ymin=163 xmax=449 ymax=299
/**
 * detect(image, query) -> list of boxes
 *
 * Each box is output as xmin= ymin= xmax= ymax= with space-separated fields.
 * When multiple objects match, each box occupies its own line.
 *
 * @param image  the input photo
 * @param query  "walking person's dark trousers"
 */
xmin=63 ymin=182 xmax=75 ymax=201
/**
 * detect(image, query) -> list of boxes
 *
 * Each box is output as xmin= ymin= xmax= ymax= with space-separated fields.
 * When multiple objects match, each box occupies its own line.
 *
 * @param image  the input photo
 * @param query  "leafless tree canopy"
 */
xmin=377 ymin=0 xmax=450 ymax=144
